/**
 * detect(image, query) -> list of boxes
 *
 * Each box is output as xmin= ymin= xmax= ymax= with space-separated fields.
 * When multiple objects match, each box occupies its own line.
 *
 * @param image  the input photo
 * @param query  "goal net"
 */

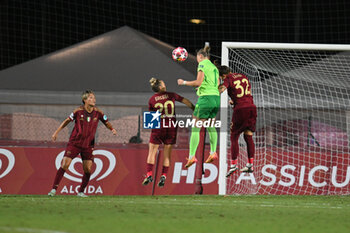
xmin=219 ymin=42 xmax=350 ymax=195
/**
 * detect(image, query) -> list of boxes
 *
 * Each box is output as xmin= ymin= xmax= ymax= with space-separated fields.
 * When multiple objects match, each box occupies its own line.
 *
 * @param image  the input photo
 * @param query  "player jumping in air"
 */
xmin=177 ymin=45 xmax=220 ymax=168
xmin=218 ymin=66 xmax=257 ymax=176
xmin=143 ymin=78 xmax=194 ymax=187
xmin=48 ymin=90 xmax=117 ymax=197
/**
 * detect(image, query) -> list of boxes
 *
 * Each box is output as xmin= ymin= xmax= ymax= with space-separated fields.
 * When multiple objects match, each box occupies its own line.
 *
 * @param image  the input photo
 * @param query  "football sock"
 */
xmin=244 ymin=134 xmax=255 ymax=163
xmin=230 ymin=133 xmax=240 ymax=160
xmin=248 ymin=158 xmax=254 ymax=165
xmin=161 ymin=166 xmax=169 ymax=177
xmin=52 ymin=167 xmax=65 ymax=190
xmin=189 ymin=127 xmax=200 ymax=158
xmin=231 ymin=159 xmax=238 ymax=166
xmin=78 ymin=172 xmax=91 ymax=193
xmin=146 ymin=163 xmax=153 ymax=177
xmin=207 ymin=127 xmax=217 ymax=154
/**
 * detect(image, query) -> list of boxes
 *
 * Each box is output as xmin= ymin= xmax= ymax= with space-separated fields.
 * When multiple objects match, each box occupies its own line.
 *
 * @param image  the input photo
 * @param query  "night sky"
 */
xmin=1 ymin=0 xmax=350 ymax=70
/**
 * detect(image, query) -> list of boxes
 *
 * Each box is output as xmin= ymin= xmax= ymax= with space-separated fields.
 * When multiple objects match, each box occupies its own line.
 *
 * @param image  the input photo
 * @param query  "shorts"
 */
xmin=230 ymin=106 xmax=257 ymax=136
xmin=149 ymin=126 xmax=177 ymax=145
xmin=193 ymin=95 xmax=220 ymax=119
xmin=64 ymin=144 xmax=94 ymax=161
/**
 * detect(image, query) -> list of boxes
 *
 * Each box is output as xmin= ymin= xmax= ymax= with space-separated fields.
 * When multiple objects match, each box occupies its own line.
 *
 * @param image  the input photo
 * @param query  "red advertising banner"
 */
xmin=0 ymin=146 xmax=219 ymax=195
xmin=226 ymin=148 xmax=350 ymax=195
xmin=0 ymin=146 xmax=349 ymax=195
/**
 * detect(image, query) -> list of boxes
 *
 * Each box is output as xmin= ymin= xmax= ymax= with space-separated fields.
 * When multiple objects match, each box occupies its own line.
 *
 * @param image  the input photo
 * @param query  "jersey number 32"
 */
xmin=233 ymin=79 xmax=251 ymax=98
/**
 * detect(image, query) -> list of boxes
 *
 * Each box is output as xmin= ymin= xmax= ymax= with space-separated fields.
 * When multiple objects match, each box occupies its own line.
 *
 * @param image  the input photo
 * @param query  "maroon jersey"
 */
xmin=148 ymin=92 xmax=184 ymax=145
xmin=148 ymin=92 xmax=184 ymax=121
xmin=223 ymin=73 xmax=255 ymax=110
xmin=67 ymin=106 xmax=109 ymax=148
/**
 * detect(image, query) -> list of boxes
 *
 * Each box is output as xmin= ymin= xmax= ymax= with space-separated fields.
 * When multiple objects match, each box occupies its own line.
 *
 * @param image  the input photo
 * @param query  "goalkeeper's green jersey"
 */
xmin=196 ymin=59 xmax=220 ymax=96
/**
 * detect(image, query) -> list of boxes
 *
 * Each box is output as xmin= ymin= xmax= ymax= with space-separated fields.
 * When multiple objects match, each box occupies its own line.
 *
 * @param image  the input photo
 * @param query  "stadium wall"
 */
xmin=0 ymin=146 xmax=349 ymax=195
xmin=0 ymin=146 xmax=218 ymax=195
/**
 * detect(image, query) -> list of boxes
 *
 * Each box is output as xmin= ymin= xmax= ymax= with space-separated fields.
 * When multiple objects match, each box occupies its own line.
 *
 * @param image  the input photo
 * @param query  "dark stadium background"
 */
xmin=1 ymin=0 xmax=350 ymax=70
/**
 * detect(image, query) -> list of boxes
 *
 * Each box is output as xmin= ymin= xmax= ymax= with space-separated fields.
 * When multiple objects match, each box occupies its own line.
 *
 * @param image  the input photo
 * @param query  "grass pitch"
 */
xmin=0 ymin=195 xmax=349 ymax=233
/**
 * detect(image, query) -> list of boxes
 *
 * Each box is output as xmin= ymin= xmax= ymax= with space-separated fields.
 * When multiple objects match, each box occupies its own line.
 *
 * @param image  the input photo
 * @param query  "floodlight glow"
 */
xmin=189 ymin=19 xmax=205 ymax=24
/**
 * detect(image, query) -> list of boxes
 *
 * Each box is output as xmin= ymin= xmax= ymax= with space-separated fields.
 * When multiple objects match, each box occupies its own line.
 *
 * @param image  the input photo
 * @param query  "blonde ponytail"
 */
xmin=204 ymin=45 xmax=210 ymax=54
xmin=197 ymin=45 xmax=211 ymax=58
xmin=149 ymin=77 xmax=157 ymax=86
xmin=149 ymin=77 xmax=161 ymax=92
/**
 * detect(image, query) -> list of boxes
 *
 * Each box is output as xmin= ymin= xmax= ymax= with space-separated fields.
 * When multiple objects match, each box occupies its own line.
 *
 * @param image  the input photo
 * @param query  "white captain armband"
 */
xmin=69 ymin=112 xmax=74 ymax=120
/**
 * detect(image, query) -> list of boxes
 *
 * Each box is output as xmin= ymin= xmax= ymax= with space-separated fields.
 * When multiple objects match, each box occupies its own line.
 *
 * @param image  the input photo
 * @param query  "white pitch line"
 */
xmin=0 ymin=227 xmax=70 ymax=233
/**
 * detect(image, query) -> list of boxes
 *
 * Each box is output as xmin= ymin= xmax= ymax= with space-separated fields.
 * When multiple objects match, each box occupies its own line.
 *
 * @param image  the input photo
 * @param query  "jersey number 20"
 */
xmin=154 ymin=100 xmax=175 ymax=117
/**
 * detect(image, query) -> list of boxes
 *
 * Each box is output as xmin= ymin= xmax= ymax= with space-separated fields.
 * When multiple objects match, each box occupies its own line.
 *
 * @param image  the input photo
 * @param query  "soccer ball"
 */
xmin=172 ymin=47 xmax=188 ymax=62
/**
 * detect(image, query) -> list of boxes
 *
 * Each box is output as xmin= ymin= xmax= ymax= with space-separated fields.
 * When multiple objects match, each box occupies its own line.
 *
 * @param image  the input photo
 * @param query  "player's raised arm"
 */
xmin=172 ymin=92 xmax=195 ymax=111
xmin=177 ymin=71 xmax=204 ymax=87
xmin=52 ymin=117 xmax=71 ymax=141
xmin=218 ymin=65 xmax=231 ymax=93
xmin=181 ymin=97 xmax=195 ymax=111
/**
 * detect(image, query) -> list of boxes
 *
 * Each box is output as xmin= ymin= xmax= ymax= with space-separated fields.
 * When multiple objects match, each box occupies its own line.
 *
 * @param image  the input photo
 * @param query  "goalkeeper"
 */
xmin=177 ymin=45 xmax=220 ymax=168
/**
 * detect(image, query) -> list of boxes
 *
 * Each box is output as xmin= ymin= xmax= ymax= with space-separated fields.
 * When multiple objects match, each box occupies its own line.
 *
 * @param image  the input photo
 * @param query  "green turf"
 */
xmin=0 ymin=195 xmax=349 ymax=233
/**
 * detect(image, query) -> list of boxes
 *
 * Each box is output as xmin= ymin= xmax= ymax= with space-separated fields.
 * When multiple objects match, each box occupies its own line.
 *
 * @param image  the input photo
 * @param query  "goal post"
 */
xmin=219 ymin=42 xmax=350 ymax=195
xmin=218 ymin=44 xmax=229 ymax=195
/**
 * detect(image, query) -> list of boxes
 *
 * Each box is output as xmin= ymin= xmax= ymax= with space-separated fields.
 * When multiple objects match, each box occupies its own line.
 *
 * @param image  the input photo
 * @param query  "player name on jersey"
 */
xmin=155 ymin=94 xmax=169 ymax=101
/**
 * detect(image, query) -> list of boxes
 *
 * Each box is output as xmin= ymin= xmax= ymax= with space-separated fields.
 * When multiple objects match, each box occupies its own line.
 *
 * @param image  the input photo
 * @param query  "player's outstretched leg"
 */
xmin=205 ymin=126 xmax=218 ymax=163
xmin=186 ymin=125 xmax=200 ymax=168
xmin=77 ymin=159 xmax=92 ymax=197
xmin=77 ymin=172 xmax=91 ymax=197
xmin=142 ymin=162 xmax=154 ymax=185
xmin=158 ymin=145 xmax=171 ymax=187
xmin=157 ymin=165 xmax=169 ymax=187
xmin=48 ymin=157 xmax=71 ymax=196
xmin=241 ymin=133 xmax=255 ymax=173
xmin=143 ymin=143 xmax=158 ymax=185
